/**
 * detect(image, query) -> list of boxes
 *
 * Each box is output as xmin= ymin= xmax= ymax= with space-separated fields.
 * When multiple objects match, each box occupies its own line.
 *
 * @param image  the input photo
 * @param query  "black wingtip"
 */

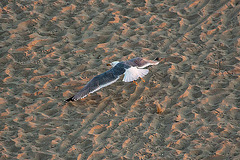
xmin=65 ymin=96 xmax=75 ymax=102
xmin=155 ymin=57 xmax=166 ymax=62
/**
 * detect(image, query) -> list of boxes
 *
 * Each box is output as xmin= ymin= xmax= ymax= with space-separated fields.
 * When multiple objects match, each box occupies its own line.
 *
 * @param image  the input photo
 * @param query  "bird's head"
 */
xmin=107 ymin=61 xmax=119 ymax=67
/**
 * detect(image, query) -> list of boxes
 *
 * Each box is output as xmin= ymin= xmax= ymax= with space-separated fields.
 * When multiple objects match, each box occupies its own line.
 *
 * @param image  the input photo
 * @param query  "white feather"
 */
xmin=123 ymin=67 xmax=149 ymax=82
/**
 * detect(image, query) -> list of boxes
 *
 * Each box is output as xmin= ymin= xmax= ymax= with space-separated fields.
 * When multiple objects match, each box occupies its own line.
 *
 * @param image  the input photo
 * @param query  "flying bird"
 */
xmin=65 ymin=57 xmax=159 ymax=102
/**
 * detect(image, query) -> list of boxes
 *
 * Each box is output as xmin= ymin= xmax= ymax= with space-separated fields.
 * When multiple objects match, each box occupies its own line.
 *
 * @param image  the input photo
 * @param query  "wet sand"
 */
xmin=0 ymin=0 xmax=240 ymax=159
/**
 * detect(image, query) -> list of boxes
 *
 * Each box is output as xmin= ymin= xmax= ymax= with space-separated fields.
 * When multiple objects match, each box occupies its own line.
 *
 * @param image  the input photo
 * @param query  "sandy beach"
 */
xmin=0 ymin=0 xmax=240 ymax=159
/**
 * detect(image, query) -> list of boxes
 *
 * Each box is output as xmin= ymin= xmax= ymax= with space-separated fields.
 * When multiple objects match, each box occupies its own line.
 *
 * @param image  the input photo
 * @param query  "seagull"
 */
xmin=65 ymin=57 xmax=159 ymax=102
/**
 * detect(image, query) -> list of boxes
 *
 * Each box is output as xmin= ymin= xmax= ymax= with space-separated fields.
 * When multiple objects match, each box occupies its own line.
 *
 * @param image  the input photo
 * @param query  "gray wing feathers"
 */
xmin=126 ymin=57 xmax=159 ymax=68
xmin=66 ymin=69 xmax=120 ymax=101
xmin=72 ymin=80 xmax=98 ymax=101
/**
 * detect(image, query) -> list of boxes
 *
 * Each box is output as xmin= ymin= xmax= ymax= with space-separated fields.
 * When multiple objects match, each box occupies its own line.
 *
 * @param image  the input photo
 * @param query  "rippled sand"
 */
xmin=1 ymin=0 xmax=240 ymax=159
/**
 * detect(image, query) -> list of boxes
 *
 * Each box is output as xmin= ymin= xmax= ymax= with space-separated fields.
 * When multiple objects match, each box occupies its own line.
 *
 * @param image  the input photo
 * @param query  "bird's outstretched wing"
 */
xmin=65 ymin=70 xmax=120 ymax=102
xmin=122 ymin=57 xmax=159 ymax=82
xmin=126 ymin=57 xmax=159 ymax=68
xmin=123 ymin=67 xmax=149 ymax=82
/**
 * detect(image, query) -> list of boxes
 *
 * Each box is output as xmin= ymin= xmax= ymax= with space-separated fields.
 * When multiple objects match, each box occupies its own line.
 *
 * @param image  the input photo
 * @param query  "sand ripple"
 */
xmin=0 ymin=0 xmax=239 ymax=159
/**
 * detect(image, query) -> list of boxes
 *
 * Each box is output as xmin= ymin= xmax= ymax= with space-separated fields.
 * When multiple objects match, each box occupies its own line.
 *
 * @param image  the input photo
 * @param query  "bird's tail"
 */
xmin=65 ymin=96 xmax=75 ymax=102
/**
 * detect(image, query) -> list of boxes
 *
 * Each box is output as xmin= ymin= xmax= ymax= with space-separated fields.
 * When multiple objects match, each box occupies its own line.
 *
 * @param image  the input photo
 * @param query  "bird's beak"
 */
xmin=106 ymin=63 xmax=111 ymax=66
